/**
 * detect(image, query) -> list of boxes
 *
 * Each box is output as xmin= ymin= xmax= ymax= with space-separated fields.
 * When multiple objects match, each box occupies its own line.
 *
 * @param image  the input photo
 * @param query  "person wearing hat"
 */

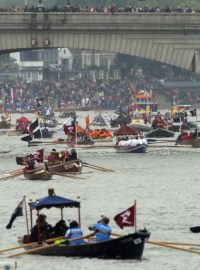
xmin=89 ymin=216 xmax=112 ymax=242
xmin=30 ymin=214 xmax=53 ymax=242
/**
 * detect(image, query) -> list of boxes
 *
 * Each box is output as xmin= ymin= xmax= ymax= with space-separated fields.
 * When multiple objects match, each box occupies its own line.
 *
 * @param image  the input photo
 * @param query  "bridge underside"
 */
xmin=1 ymin=32 xmax=200 ymax=72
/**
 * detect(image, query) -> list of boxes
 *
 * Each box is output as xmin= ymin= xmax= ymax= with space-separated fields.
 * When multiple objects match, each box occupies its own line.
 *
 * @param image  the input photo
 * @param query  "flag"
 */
xmin=190 ymin=108 xmax=197 ymax=117
xmin=64 ymin=121 xmax=76 ymax=137
xmin=35 ymin=148 xmax=44 ymax=162
xmin=20 ymin=119 xmax=39 ymax=142
xmin=114 ymin=205 xmax=135 ymax=229
xmin=21 ymin=134 xmax=33 ymax=142
xmin=85 ymin=115 xmax=90 ymax=128
xmin=29 ymin=119 xmax=39 ymax=133
xmin=6 ymin=198 xmax=24 ymax=229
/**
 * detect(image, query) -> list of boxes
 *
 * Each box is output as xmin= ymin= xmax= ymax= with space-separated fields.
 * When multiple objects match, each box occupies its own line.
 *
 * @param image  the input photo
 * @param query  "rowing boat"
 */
xmin=26 ymin=231 xmax=150 ymax=259
xmin=24 ymin=169 xmax=52 ymax=181
xmin=48 ymin=159 xmax=82 ymax=174
xmin=114 ymin=144 xmax=148 ymax=153
xmin=18 ymin=189 xmax=150 ymax=260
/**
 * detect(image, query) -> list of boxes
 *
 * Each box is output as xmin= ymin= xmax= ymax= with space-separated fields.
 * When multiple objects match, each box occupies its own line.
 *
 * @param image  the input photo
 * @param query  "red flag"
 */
xmin=64 ymin=122 xmax=76 ymax=136
xmin=36 ymin=149 xmax=44 ymax=163
xmin=114 ymin=205 xmax=135 ymax=229
xmin=85 ymin=115 xmax=90 ymax=127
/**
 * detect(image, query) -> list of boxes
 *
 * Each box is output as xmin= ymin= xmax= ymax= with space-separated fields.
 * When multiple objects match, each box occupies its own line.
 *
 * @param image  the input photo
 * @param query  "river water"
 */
xmin=0 ymin=111 xmax=200 ymax=270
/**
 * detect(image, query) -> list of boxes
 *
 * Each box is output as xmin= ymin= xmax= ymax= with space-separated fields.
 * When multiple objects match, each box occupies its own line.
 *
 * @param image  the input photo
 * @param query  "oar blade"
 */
xmin=190 ymin=226 xmax=200 ymax=233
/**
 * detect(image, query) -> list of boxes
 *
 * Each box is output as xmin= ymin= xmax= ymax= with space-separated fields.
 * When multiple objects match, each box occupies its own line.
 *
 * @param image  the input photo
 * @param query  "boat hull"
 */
xmin=115 ymin=144 xmax=148 ymax=153
xmin=146 ymin=128 xmax=175 ymax=138
xmin=24 ymin=170 xmax=52 ymax=180
xmin=0 ymin=122 xmax=11 ymax=129
xmin=48 ymin=159 xmax=82 ymax=174
xmin=30 ymin=231 xmax=150 ymax=259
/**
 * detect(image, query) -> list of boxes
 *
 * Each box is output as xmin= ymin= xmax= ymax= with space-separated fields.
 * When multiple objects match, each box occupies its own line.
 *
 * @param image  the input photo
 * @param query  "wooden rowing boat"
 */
xmin=26 ymin=231 xmax=150 ymax=259
xmin=24 ymin=169 xmax=52 ymax=181
xmin=17 ymin=189 xmax=150 ymax=260
xmin=48 ymin=159 xmax=82 ymax=174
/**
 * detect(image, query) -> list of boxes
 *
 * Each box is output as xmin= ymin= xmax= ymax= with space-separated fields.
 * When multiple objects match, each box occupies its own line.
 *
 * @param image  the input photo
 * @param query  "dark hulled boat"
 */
xmin=18 ymin=189 xmax=150 ymax=260
xmin=114 ymin=144 xmax=148 ymax=153
xmin=48 ymin=159 xmax=82 ymax=174
xmin=146 ymin=128 xmax=175 ymax=138
xmin=31 ymin=230 xmax=150 ymax=259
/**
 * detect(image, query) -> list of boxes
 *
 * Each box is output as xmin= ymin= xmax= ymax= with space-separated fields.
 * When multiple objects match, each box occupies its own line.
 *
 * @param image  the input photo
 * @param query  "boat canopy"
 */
xmin=29 ymin=190 xmax=80 ymax=210
xmin=114 ymin=125 xmax=137 ymax=135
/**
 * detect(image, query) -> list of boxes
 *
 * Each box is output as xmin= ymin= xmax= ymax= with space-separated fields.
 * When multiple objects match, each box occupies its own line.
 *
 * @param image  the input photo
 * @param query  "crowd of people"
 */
xmin=0 ymin=79 xmax=133 ymax=112
xmin=1 ymin=4 xmax=200 ymax=14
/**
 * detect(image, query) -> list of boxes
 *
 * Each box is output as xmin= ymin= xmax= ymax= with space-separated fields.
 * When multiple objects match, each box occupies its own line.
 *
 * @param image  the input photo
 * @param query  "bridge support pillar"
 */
xmin=193 ymin=51 xmax=200 ymax=74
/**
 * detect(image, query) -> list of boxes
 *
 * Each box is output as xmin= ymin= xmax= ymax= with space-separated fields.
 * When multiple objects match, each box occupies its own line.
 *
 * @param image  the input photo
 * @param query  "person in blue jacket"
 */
xmin=65 ymin=220 xmax=85 ymax=246
xmin=89 ymin=216 xmax=112 ymax=242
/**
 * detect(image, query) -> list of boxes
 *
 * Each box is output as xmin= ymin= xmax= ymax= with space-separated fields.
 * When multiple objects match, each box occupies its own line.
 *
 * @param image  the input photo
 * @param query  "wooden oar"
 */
xmin=53 ymin=172 xmax=84 ymax=179
xmin=152 ymin=240 xmax=200 ymax=247
xmin=147 ymin=240 xmax=200 ymax=255
xmin=7 ymin=234 xmax=91 ymax=258
xmin=0 ymin=236 xmax=63 ymax=253
xmin=83 ymin=162 xmax=114 ymax=172
xmin=0 ymin=171 xmax=23 ymax=181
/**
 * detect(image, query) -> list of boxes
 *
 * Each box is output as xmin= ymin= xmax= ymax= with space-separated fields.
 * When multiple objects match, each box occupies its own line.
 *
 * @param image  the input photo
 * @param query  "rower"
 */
xmin=89 ymin=216 xmax=111 ymax=242
xmin=65 ymin=220 xmax=85 ymax=246
xmin=69 ymin=149 xmax=77 ymax=160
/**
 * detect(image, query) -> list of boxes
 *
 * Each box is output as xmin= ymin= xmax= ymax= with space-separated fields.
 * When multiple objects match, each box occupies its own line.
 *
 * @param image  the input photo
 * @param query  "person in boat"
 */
xmin=69 ymin=148 xmax=77 ymax=160
xmin=59 ymin=150 xmax=70 ymax=162
xmin=65 ymin=220 xmax=85 ymax=246
xmin=30 ymin=214 xmax=53 ymax=242
xmin=89 ymin=216 xmax=112 ymax=242
xmin=47 ymin=149 xmax=59 ymax=164
xmin=52 ymin=219 xmax=68 ymax=237
xmin=26 ymin=156 xmax=36 ymax=170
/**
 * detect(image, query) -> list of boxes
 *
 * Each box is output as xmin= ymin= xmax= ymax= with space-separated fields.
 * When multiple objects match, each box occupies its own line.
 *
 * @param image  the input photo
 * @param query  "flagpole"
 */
xmin=24 ymin=196 xmax=30 ymax=236
xmin=134 ymin=200 xmax=137 ymax=232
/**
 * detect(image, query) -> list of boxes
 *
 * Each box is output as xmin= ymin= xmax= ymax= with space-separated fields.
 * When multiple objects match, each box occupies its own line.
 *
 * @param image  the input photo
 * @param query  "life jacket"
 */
xmin=93 ymin=223 xmax=111 ymax=242
xmin=65 ymin=228 xmax=85 ymax=246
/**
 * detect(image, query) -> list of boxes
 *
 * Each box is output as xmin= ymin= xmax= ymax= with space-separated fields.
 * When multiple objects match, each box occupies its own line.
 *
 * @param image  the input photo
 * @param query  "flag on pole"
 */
xmin=189 ymin=108 xmax=197 ymax=117
xmin=21 ymin=119 xmax=39 ymax=142
xmin=6 ymin=198 xmax=24 ymax=229
xmin=64 ymin=122 xmax=76 ymax=136
xmin=85 ymin=114 xmax=90 ymax=128
xmin=114 ymin=205 xmax=135 ymax=229
xmin=29 ymin=119 xmax=39 ymax=133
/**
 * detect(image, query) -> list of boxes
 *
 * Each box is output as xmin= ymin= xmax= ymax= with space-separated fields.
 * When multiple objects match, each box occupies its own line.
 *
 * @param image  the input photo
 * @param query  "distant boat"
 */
xmin=146 ymin=128 xmax=175 ymax=138
xmin=129 ymin=90 xmax=158 ymax=112
xmin=114 ymin=144 xmax=148 ymax=153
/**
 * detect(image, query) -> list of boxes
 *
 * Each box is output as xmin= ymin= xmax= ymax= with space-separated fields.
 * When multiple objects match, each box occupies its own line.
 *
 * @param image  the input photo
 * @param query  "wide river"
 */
xmin=0 ymin=111 xmax=199 ymax=270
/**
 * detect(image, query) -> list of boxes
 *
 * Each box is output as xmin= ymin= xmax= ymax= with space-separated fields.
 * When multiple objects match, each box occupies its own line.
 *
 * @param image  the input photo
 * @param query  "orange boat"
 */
xmin=88 ymin=129 xmax=113 ymax=139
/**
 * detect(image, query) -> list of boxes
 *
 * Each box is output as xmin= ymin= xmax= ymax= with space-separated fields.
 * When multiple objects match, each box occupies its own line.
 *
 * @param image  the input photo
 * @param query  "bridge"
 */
xmin=1 ymin=12 xmax=200 ymax=72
